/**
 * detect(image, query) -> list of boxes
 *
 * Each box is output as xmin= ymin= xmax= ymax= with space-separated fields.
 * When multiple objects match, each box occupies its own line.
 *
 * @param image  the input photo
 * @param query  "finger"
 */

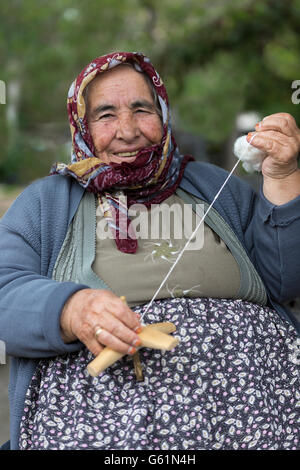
xmin=94 ymin=312 xmax=142 ymax=348
xmin=257 ymin=114 xmax=298 ymax=137
xmin=94 ymin=325 xmax=139 ymax=355
xmin=79 ymin=318 xmax=139 ymax=356
xmin=77 ymin=322 xmax=105 ymax=356
xmin=262 ymin=112 xmax=298 ymax=123
xmin=248 ymin=131 xmax=298 ymax=162
xmin=104 ymin=296 xmax=142 ymax=332
xmin=88 ymin=339 xmax=105 ymax=357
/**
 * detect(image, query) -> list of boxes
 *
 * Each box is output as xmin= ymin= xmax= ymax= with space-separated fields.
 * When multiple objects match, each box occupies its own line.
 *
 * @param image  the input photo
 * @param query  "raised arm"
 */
xmin=244 ymin=113 xmax=300 ymax=304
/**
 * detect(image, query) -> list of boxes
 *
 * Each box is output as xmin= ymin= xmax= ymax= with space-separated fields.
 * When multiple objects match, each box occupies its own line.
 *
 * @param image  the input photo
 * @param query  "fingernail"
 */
xmin=132 ymin=337 xmax=142 ymax=347
xmin=255 ymin=122 xmax=261 ymax=129
xmin=128 ymin=346 xmax=137 ymax=355
xmin=247 ymin=132 xmax=257 ymax=144
xmin=134 ymin=325 xmax=143 ymax=334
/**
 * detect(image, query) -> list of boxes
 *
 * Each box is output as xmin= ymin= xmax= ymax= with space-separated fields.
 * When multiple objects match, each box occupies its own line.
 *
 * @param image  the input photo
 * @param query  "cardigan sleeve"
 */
xmin=181 ymin=161 xmax=300 ymax=307
xmin=0 ymin=177 xmax=88 ymax=359
xmin=245 ymin=189 xmax=300 ymax=304
xmin=193 ymin=162 xmax=300 ymax=306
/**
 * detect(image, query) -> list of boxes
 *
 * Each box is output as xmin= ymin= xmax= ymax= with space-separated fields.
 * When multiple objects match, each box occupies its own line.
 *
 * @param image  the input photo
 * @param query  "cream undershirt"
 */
xmin=92 ymin=194 xmax=240 ymax=307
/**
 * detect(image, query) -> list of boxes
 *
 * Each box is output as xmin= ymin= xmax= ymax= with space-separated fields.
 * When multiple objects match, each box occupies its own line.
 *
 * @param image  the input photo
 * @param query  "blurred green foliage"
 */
xmin=0 ymin=0 xmax=299 ymax=184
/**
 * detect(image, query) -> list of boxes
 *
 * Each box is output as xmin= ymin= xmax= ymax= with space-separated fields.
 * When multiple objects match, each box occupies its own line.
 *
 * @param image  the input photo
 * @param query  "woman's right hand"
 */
xmin=60 ymin=289 xmax=142 ymax=357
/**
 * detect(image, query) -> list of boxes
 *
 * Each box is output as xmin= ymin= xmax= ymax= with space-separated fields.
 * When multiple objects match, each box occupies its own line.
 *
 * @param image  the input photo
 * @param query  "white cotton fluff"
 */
xmin=233 ymin=135 xmax=266 ymax=173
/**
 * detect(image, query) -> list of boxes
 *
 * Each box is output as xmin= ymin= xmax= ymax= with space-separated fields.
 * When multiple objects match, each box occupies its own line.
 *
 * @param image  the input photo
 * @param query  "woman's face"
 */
xmin=86 ymin=65 xmax=163 ymax=164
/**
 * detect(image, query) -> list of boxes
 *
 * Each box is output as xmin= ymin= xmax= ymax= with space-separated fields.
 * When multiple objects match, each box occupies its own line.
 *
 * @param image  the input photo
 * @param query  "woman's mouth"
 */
xmin=108 ymin=150 xmax=140 ymax=164
xmin=113 ymin=151 xmax=139 ymax=158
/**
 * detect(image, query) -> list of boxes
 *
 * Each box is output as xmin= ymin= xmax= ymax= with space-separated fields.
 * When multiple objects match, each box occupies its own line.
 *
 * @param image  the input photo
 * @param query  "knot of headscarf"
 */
xmin=50 ymin=52 xmax=193 ymax=253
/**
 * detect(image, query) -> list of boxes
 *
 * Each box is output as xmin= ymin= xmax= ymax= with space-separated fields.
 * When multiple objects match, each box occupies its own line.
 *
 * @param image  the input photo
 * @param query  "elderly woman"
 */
xmin=0 ymin=52 xmax=299 ymax=451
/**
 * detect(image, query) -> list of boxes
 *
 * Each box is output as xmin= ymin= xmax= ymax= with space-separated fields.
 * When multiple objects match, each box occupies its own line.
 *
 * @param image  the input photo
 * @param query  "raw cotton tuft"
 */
xmin=233 ymin=135 xmax=266 ymax=173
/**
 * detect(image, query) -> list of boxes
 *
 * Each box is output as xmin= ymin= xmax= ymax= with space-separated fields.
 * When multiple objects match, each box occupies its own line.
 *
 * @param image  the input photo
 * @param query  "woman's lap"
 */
xmin=20 ymin=297 xmax=299 ymax=450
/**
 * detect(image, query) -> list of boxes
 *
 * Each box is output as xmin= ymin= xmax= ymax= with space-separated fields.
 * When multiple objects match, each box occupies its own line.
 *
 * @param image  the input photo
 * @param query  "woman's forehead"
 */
xmin=70 ymin=53 xmax=167 ymax=124
xmin=85 ymin=65 xmax=155 ymax=105
xmin=89 ymin=65 xmax=150 ymax=90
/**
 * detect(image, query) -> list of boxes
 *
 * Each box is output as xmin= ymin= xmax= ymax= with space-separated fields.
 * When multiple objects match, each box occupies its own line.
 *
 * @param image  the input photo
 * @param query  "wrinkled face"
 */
xmin=86 ymin=65 xmax=163 ymax=164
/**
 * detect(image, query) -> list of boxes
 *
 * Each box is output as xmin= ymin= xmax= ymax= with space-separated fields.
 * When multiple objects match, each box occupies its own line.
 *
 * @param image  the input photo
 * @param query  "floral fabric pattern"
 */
xmin=20 ymin=298 xmax=299 ymax=450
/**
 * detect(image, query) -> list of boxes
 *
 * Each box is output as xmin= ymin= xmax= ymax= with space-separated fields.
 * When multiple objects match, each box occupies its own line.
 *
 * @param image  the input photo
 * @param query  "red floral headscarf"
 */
xmin=51 ymin=52 xmax=192 ymax=253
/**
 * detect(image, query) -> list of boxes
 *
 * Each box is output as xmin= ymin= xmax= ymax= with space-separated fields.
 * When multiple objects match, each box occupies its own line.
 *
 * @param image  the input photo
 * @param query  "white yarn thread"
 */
xmin=233 ymin=134 xmax=266 ymax=173
xmin=139 ymin=157 xmax=242 ymax=323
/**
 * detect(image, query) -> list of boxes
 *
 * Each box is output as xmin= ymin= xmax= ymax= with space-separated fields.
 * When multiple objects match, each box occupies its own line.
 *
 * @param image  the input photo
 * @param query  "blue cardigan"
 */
xmin=1 ymin=161 xmax=300 ymax=450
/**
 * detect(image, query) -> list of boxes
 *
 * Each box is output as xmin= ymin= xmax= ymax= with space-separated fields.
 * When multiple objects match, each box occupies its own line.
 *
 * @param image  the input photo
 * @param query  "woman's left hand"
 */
xmin=247 ymin=112 xmax=300 ymax=205
xmin=247 ymin=112 xmax=300 ymax=179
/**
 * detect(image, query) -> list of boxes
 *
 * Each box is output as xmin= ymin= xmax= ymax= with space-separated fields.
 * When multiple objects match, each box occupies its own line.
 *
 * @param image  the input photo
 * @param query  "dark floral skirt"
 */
xmin=20 ymin=298 xmax=299 ymax=450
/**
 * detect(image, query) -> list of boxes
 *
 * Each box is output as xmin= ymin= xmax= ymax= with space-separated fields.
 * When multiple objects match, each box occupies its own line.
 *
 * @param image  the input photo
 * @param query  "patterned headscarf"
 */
xmin=50 ymin=52 xmax=192 ymax=253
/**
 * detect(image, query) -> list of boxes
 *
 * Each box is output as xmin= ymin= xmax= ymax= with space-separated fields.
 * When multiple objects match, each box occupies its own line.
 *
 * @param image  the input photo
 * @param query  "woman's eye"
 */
xmin=99 ymin=113 xmax=114 ymax=120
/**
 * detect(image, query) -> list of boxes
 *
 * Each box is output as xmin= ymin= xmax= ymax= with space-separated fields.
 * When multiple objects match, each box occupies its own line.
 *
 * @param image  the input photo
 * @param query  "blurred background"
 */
xmin=0 ymin=0 xmax=300 ymax=446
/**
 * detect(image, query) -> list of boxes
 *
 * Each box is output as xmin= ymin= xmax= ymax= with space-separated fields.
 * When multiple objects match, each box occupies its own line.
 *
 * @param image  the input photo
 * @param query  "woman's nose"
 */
xmin=116 ymin=113 xmax=140 ymax=141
